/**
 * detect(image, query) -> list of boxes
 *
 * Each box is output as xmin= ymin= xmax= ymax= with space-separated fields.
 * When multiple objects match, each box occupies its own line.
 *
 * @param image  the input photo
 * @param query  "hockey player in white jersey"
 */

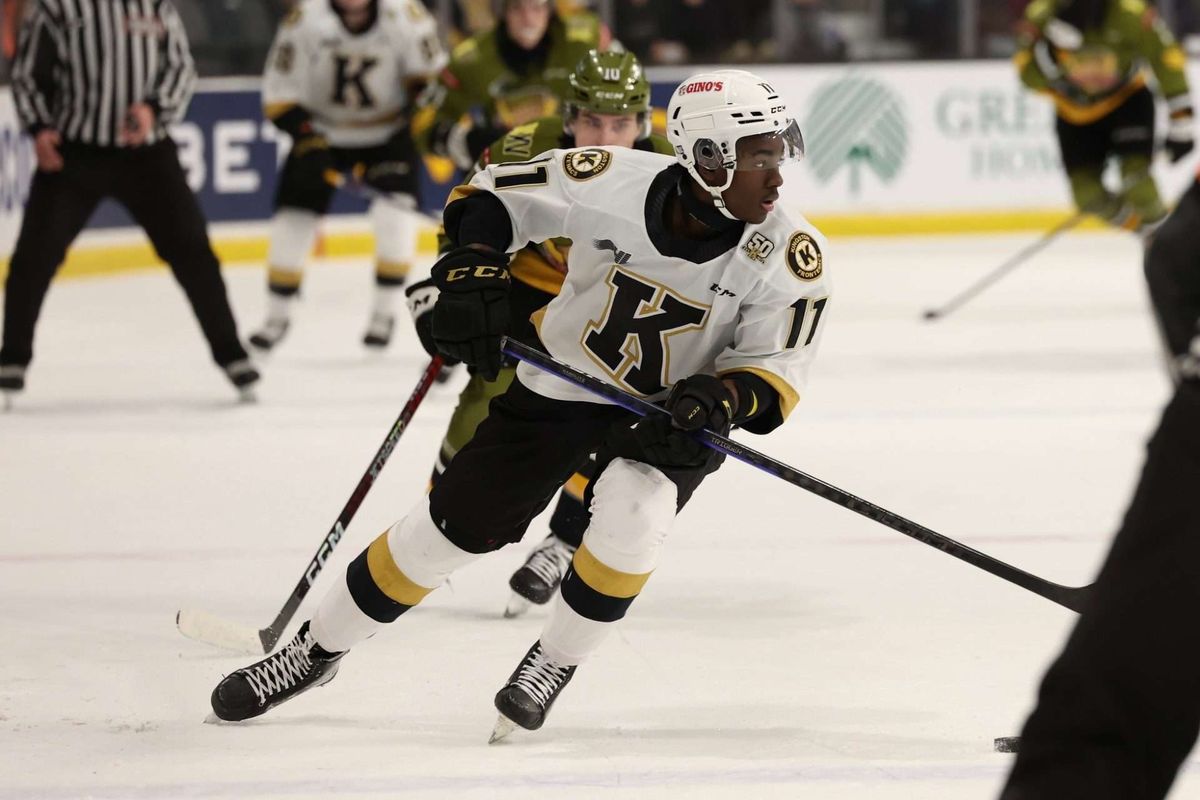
xmin=250 ymin=0 xmax=446 ymax=352
xmin=209 ymin=71 xmax=830 ymax=737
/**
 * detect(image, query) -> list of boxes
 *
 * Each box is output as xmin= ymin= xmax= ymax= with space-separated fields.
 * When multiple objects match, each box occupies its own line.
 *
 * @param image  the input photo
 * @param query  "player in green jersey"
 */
xmin=406 ymin=50 xmax=673 ymax=616
xmin=412 ymin=0 xmax=610 ymax=171
xmin=1015 ymin=0 xmax=1193 ymax=235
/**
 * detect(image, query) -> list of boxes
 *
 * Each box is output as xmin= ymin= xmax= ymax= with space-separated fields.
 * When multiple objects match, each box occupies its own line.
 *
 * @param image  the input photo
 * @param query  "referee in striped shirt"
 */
xmin=0 ymin=0 xmax=259 ymax=401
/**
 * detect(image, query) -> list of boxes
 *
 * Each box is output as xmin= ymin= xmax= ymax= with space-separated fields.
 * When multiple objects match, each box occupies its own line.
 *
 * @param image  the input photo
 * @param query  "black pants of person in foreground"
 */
xmin=1 ymin=139 xmax=248 ymax=370
xmin=1000 ymin=181 xmax=1200 ymax=800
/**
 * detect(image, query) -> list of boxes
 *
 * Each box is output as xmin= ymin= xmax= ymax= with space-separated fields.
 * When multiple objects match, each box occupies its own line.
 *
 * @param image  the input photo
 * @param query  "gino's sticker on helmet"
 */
xmin=678 ymin=80 xmax=725 ymax=95
xmin=785 ymin=231 xmax=823 ymax=281
xmin=563 ymin=148 xmax=613 ymax=181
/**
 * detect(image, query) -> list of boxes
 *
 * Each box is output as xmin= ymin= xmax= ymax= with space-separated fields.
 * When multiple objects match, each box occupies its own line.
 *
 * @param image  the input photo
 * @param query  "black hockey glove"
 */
xmin=404 ymin=277 xmax=457 ymax=364
xmin=606 ymin=376 xmax=735 ymax=471
xmin=430 ymin=245 xmax=511 ymax=379
xmin=606 ymin=414 xmax=709 ymax=470
xmin=290 ymin=131 xmax=336 ymax=189
xmin=664 ymin=374 xmax=735 ymax=433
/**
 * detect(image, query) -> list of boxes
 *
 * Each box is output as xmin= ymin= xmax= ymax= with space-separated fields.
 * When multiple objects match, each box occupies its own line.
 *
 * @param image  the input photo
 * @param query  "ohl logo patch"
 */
xmin=804 ymin=75 xmax=908 ymax=196
xmin=563 ymin=149 xmax=612 ymax=181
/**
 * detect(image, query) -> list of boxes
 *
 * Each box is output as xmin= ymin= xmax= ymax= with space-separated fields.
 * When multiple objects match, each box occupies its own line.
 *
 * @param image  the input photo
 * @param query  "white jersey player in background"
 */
xmin=208 ymin=71 xmax=831 ymax=740
xmin=250 ymin=0 xmax=446 ymax=352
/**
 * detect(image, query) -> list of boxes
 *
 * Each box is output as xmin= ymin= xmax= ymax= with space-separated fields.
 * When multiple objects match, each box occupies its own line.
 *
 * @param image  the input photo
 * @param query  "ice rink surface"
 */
xmin=2 ymin=230 xmax=1195 ymax=799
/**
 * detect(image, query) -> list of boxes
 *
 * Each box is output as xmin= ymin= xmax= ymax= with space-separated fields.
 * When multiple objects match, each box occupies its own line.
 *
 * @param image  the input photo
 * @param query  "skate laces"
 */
xmin=243 ymin=630 xmax=316 ymax=706
xmin=514 ymin=645 xmax=571 ymax=706
xmin=524 ymin=539 xmax=574 ymax=585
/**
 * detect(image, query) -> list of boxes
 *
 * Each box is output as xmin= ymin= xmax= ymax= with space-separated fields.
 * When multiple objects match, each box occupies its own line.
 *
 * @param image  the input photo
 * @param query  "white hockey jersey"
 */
xmin=262 ymin=0 xmax=446 ymax=147
xmin=469 ymin=147 xmax=832 ymax=424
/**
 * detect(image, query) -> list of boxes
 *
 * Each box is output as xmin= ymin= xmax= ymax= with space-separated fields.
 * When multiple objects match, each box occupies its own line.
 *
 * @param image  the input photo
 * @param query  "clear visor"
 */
xmin=732 ymin=120 xmax=806 ymax=171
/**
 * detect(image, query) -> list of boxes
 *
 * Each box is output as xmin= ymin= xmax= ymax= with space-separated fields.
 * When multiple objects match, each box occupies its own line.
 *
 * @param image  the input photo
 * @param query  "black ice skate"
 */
xmin=362 ymin=312 xmax=395 ymax=349
xmin=222 ymin=358 xmax=261 ymax=402
xmin=0 ymin=365 xmax=25 ymax=410
xmin=505 ymin=535 xmax=576 ymax=617
xmin=490 ymin=641 xmax=577 ymax=742
xmin=209 ymin=621 xmax=344 ymax=722
xmin=248 ymin=318 xmax=289 ymax=352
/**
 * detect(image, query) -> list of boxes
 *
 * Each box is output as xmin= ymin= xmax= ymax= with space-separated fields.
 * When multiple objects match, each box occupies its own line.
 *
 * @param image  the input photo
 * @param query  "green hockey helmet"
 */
xmin=565 ymin=50 xmax=651 ymax=136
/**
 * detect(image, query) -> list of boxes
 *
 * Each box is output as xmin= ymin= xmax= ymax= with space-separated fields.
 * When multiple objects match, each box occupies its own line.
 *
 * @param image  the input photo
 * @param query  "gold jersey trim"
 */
xmin=366 ymin=532 xmax=436 ymax=607
xmin=719 ymin=366 xmax=800 ymax=420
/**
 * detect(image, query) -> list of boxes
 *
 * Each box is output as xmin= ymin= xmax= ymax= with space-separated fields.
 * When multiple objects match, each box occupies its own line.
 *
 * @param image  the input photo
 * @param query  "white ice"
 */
xmin=2 ymin=229 xmax=1194 ymax=799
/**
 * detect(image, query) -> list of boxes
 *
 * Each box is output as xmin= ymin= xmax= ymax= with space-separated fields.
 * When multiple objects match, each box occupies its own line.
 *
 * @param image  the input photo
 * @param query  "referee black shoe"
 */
xmin=0 ymin=364 xmax=24 ymax=393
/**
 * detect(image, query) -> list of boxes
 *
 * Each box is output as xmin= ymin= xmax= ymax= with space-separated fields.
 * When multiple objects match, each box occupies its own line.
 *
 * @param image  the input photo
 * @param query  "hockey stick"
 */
xmin=921 ymin=210 xmax=1089 ymax=321
xmin=502 ymin=338 xmax=1091 ymax=613
xmin=176 ymin=356 xmax=445 ymax=655
xmin=922 ymin=170 xmax=1152 ymax=321
xmin=323 ymin=169 xmax=442 ymax=225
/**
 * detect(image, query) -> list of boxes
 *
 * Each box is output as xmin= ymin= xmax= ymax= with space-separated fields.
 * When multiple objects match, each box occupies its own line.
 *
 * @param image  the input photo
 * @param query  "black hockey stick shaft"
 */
xmin=257 ymin=356 xmax=444 ymax=650
xmin=323 ymin=169 xmax=441 ymax=224
xmin=922 ymin=209 xmax=1088 ymax=321
xmin=502 ymin=338 xmax=1089 ymax=613
xmin=923 ymin=170 xmax=1153 ymax=322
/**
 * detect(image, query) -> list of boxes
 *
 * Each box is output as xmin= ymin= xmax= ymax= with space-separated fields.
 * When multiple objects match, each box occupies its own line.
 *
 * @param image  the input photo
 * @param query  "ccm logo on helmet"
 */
xmin=678 ymin=80 xmax=724 ymax=95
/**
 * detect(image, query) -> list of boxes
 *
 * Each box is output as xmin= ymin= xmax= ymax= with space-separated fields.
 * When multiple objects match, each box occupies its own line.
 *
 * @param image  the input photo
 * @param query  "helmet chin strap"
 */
xmin=683 ymin=163 xmax=740 ymax=222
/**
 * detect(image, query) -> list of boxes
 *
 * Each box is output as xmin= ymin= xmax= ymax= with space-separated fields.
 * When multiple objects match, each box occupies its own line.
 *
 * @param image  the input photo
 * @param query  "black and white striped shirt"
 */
xmin=12 ymin=0 xmax=196 ymax=147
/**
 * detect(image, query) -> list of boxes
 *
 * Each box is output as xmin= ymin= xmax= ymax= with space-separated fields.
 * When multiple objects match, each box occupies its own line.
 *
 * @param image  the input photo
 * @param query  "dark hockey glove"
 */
xmin=404 ymin=277 xmax=457 ymax=364
xmin=663 ymin=374 xmax=735 ymax=433
xmin=289 ymin=131 xmax=336 ymax=189
xmin=606 ymin=414 xmax=709 ymax=470
xmin=430 ymin=246 xmax=511 ymax=379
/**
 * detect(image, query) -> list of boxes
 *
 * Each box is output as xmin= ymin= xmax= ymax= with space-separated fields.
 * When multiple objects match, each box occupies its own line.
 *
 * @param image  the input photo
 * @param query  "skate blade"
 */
xmin=1 ymin=393 xmax=12 ymax=413
xmin=503 ymin=594 xmax=533 ymax=618
xmin=488 ymin=714 xmax=518 ymax=744
xmin=236 ymin=387 xmax=258 ymax=404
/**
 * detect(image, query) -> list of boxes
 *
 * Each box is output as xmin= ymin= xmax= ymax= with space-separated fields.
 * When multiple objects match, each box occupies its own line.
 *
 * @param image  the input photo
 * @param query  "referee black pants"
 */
xmin=1 ymin=138 xmax=247 ymax=369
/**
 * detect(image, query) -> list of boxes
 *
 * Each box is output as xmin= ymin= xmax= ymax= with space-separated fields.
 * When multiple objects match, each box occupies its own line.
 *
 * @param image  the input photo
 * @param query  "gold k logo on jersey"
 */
xmin=563 ymin=149 xmax=612 ymax=181
xmin=743 ymin=232 xmax=775 ymax=263
xmin=785 ymin=231 xmax=823 ymax=281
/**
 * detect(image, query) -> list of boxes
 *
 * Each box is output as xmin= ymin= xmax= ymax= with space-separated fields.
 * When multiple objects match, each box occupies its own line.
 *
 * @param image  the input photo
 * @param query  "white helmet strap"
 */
xmin=687 ymin=138 xmax=738 ymax=220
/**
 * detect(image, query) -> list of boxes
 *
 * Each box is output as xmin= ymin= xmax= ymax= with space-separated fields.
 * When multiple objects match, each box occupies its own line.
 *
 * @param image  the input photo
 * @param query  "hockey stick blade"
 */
xmin=175 ymin=357 xmax=443 ymax=654
xmin=176 ymin=608 xmax=271 ymax=655
xmin=502 ymin=338 xmax=1091 ymax=613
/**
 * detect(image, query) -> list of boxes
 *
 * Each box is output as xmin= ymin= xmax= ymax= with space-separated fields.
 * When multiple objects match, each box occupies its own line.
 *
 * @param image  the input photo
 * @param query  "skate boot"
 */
xmin=506 ymin=535 xmax=576 ymax=616
xmin=491 ymin=641 xmax=577 ymax=741
xmin=0 ymin=365 xmax=25 ymax=410
xmin=222 ymin=358 xmax=261 ymax=402
xmin=210 ymin=621 xmax=344 ymax=722
xmin=248 ymin=317 xmax=289 ymax=352
xmin=362 ymin=311 xmax=395 ymax=349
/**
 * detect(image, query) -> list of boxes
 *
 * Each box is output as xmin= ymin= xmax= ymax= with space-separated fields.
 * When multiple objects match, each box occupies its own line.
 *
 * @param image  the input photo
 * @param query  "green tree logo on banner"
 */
xmin=804 ymin=76 xmax=908 ymax=195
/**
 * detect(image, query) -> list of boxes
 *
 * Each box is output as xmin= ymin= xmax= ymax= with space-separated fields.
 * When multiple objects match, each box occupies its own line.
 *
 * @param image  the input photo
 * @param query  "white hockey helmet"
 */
xmin=666 ymin=70 xmax=805 ymax=219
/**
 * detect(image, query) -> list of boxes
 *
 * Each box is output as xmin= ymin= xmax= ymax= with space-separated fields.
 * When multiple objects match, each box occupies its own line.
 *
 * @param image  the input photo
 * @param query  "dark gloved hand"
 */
xmin=430 ymin=246 xmax=510 ymax=379
xmin=290 ymin=131 xmax=335 ymax=189
xmin=404 ymin=277 xmax=457 ymax=364
xmin=663 ymin=374 xmax=735 ymax=433
xmin=606 ymin=414 xmax=709 ymax=470
xmin=606 ymin=375 xmax=735 ymax=470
